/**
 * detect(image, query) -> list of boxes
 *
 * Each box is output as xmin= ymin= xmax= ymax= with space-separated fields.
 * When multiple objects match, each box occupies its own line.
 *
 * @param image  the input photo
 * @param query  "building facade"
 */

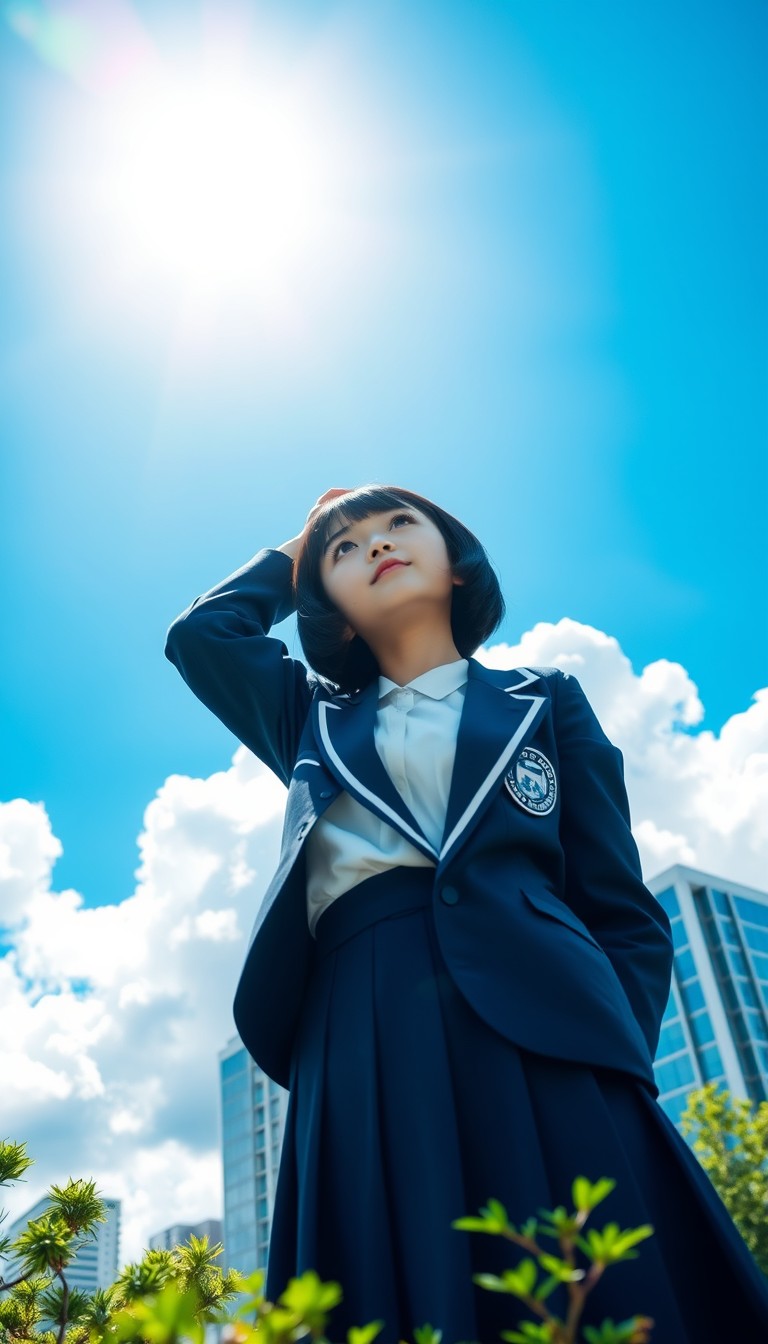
xmin=1 ymin=1195 xmax=120 ymax=1294
xmin=219 ymin=1036 xmax=288 ymax=1275
xmin=648 ymin=865 xmax=768 ymax=1124
xmin=148 ymin=1219 xmax=223 ymax=1255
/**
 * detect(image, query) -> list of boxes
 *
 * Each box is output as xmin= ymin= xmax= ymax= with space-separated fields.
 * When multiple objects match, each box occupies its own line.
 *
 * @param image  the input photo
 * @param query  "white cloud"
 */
xmin=478 ymin=620 xmax=767 ymax=889
xmin=0 ymin=746 xmax=286 ymax=1262
xmin=1 ymin=621 xmax=766 ymax=1268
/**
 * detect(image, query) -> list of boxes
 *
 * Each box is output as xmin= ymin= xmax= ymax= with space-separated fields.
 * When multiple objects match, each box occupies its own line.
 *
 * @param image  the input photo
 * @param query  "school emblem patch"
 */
xmin=505 ymin=748 xmax=557 ymax=816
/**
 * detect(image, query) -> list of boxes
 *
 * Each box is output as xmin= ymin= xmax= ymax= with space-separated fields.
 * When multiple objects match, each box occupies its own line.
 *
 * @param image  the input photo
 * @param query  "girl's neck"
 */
xmin=366 ymin=626 xmax=465 ymax=688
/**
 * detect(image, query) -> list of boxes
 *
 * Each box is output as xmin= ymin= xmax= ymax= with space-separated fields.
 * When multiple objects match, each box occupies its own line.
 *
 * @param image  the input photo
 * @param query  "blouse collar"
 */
xmin=378 ymin=658 xmax=469 ymax=703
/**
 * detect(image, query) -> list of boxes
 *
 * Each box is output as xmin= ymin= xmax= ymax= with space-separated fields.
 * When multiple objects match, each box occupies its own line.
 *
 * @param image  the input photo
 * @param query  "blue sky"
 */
xmin=2 ymin=0 xmax=766 ymax=913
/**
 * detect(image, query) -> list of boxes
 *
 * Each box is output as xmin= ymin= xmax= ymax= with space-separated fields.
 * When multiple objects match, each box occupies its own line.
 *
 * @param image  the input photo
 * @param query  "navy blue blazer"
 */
xmin=165 ymin=547 xmax=674 ymax=1099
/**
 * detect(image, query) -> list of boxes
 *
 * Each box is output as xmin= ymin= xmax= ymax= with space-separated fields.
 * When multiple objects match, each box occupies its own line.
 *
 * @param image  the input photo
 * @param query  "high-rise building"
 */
xmin=648 ymin=864 xmax=768 ymax=1124
xmin=218 ymin=1036 xmax=288 ymax=1275
xmin=148 ymin=1219 xmax=223 ymax=1256
xmin=1 ymin=1195 xmax=120 ymax=1294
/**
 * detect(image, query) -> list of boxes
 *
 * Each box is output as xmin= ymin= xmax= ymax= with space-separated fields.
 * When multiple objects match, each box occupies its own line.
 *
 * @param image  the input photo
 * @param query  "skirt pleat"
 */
xmin=265 ymin=871 xmax=768 ymax=1344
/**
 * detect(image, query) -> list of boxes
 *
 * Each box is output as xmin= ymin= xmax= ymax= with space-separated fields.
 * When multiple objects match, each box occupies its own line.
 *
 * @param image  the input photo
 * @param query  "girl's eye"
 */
xmin=333 ymin=539 xmax=356 ymax=560
xmin=332 ymin=512 xmax=414 ymax=560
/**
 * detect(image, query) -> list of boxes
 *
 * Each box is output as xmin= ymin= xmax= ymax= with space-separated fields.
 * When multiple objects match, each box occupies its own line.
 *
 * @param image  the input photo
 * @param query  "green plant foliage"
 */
xmin=0 ymin=1142 xmax=677 ymax=1344
xmin=12 ymin=1215 xmax=73 ymax=1277
xmin=345 ymin=1324 xmax=384 ymax=1344
xmin=574 ymin=1225 xmax=654 ymax=1268
xmin=581 ymin=1317 xmax=654 ymax=1344
xmin=38 ymin=1286 xmax=91 ymax=1328
xmin=679 ymin=1081 xmax=768 ymax=1276
xmin=47 ymin=1185 xmax=105 ymax=1239
xmin=0 ymin=1143 xmax=32 ymax=1191
xmin=453 ymin=1175 xmax=657 ymax=1344
xmin=110 ymin=1282 xmax=204 ymax=1344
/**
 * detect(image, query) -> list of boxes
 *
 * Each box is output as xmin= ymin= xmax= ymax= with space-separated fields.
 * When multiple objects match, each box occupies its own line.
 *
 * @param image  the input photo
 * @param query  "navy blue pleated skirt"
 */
xmin=265 ymin=869 xmax=768 ymax=1344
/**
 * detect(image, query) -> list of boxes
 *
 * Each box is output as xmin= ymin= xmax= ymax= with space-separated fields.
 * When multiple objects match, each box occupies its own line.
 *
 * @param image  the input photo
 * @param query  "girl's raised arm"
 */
xmin=164 ymin=490 xmax=349 ymax=786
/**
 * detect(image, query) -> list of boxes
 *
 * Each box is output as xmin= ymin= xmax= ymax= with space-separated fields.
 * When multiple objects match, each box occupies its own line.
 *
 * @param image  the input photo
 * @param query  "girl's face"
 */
xmin=319 ymin=504 xmax=457 ymax=640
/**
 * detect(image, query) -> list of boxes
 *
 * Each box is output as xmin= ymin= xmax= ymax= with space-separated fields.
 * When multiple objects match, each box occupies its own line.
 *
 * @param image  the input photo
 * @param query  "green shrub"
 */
xmin=0 ymin=1139 xmax=658 ymax=1344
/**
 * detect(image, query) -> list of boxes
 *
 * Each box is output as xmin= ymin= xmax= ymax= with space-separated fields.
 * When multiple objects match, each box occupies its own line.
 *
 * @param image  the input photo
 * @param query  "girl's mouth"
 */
xmin=372 ymin=559 xmax=408 ymax=583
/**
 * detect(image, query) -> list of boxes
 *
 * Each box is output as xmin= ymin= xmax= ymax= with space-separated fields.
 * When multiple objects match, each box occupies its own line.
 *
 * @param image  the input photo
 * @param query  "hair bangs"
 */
xmin=311 ymin=486 xmax=416 ymax=552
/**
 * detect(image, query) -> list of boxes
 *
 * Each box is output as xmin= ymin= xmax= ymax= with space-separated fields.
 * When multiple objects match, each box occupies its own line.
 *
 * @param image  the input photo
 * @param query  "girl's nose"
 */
xmin=367 ymin=535 xmax=395 ymax=560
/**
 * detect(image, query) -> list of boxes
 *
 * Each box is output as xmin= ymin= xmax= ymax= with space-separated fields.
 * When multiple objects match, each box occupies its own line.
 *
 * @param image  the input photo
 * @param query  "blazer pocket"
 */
xmin=521 ymin=886 xmax=605 ymax=954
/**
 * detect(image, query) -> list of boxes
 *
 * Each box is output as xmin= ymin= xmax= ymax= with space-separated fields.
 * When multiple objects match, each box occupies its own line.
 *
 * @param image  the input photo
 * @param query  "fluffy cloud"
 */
xmin=0 ymin=748 xmax=286 ymax=1261
xmin=478 ymin=619 xmax=767 ymax=889
xmin=1 ymin=619 xmax=766 ymax=1266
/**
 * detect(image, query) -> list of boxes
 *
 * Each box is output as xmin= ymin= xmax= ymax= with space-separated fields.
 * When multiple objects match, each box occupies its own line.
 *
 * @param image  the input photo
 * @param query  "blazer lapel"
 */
xmin=439 ymin=660 xmax=548 ymax=868
xmin=311 ymin=683 xmax=438 ymax=861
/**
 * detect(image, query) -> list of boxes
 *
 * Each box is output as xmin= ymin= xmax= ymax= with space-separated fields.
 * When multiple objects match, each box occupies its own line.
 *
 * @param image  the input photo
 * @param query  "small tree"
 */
xmin=679 ymin=1081 xmax=768 ymax=1276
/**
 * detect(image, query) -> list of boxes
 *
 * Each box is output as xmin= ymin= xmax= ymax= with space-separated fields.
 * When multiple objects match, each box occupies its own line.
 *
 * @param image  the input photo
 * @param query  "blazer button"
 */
xmin=319 ymin=790 xmax=334 ymax=800
xmin=440 ymin=885 xmax=459 ymax=905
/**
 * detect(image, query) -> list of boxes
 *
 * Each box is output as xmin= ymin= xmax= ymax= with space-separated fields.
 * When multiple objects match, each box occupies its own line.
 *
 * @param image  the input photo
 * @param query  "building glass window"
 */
xmin=726 ymin=946 xmax=749 ymax=978
xmin=717 ymin=915 xmax=739 ymax=946
xmin=699 ymin=1043 xmax=724 ymax=1080
xmin=679 ymin=979 xmax=705 ymax=1014
xmin=674 ymin=948 xmax=696 ymax=982
xmin=657 ymin=1020 xmax=687 ymax=1056
xmin=655 ymin=1053 xmax=696 ymax=1094
xmin=739 ymin=978 xmax=763 ymax=1011
xmin=221 ymin=1051 xmax=247 ymax=1080
xmin=743 ymin=925 xmax=768 ymax=956
xmin=224 ymin=1136 xmax=252 ymax=1163
xmin=734 ymin=898 xmax=768 ymax=928
xmin=746 ymin=1008 xmax=767 ymax=1040
xmin=671 ymin=918 xmax=689 ymax=951
xmin=712 ymin=890 xmax=731 ymax=917
xmin=688 ymin=1011 xmax=714 ymax=1049
xmin=660 ymin=1090 xmax=693 ymax=1127
xmin=656 ymin=888 xmax=680 ymax=918
xmin=222 ymin=1072 xmax=248 ymax=1100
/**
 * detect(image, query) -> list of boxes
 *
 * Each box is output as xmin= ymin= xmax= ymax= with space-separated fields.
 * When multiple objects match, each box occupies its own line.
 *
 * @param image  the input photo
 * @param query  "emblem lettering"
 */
xmin=504 ymin=748 xmax=557 ymax=816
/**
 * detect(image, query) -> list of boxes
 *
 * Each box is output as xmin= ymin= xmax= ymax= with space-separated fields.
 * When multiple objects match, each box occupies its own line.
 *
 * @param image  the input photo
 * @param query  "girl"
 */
xmin=165 ymin=485 xmax=768 ymax=1344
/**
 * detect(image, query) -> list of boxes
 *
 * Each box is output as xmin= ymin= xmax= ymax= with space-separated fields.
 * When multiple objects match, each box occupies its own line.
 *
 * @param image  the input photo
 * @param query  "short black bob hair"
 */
xmin=293 ymin=484 xmax=505 ymax=693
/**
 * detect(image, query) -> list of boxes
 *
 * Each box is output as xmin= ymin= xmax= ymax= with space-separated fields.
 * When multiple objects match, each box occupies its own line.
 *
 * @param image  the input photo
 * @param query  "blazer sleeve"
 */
xmin=163 ymin=548 xmax=313 ymax=787
xmin=552 ymin=669 xmax=675 ymax=1063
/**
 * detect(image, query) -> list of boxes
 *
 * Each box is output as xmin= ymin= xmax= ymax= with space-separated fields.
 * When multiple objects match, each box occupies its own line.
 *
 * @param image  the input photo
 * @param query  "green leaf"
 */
xmin=571 ymin=1177 xmax=616 ymax=1214
xmin=48 ymin=1179 xmax=106 ymax=1234
xmin=412 ymin=1326 xmax=443 ymax=1344
xmin=346 ymin=1322 xmax=384 ymax=1344
xmin=0 ymin=1138 xmax=33 ymax=1187
xmin=277 ymin=1268 xmax=343 ymax=1325
xmin=500 ymin=1322 xmax=556 ymax=1343
xmin=532 ymin=1273 xmax=561 ymax=1303
xmin=582 ymin=1223 xmax=655 ymax=1265
xmin=582 ymin=1315 xmax=655 ymax=1343
xmin=474 ymin=1260 xmax=539 ymax=1301
xmin=13 ymin=1213 xmax=73 ymax=1275
xmin=486 ymin=1198 xmax=509 ymax=1224
xmin=537 ymin=1253 xmax=585 ymax=1283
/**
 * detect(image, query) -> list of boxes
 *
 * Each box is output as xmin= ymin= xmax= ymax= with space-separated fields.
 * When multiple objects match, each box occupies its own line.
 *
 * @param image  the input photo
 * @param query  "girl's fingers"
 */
xmin=304 ymin=488 xmax=352 ymax=529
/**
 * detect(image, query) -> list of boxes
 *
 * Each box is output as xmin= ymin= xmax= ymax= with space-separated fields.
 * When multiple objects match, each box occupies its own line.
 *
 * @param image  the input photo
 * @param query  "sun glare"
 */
xmin=96 ymin=62 xmax=333 ymax=299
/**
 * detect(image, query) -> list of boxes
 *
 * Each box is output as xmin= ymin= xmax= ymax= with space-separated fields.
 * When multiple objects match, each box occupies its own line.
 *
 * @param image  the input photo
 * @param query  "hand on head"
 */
xmin=277 ymin=488 xmax=353 ymax=561
xmin=303 ymin=488 xmax=353 ymax=534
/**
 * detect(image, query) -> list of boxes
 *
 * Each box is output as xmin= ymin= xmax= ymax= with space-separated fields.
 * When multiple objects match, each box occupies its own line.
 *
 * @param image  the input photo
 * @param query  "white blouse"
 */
xmin=305 ymin=659 xmax=469 ymax=936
